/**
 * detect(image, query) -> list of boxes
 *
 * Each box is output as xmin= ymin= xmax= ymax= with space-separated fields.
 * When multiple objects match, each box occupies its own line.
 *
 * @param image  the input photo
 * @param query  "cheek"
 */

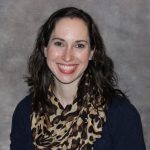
xmin=47 ymin=49 xmax=60 ymax=60
xmin=77 ymin=52 xmax=91 ymax=63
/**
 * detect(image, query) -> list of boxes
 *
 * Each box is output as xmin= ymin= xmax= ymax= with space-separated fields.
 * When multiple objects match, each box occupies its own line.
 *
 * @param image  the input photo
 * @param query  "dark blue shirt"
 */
xmin=10 ymin=95 xmax=146 ymax=150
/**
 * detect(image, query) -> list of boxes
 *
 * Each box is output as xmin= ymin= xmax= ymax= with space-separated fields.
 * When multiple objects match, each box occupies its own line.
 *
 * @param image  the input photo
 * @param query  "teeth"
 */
xmin=58 ymin=64 xmax=75 ymax=71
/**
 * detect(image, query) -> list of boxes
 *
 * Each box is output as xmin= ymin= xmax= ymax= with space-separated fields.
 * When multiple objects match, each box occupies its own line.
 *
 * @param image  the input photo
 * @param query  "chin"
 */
xmin=54 ymin=73 xmax=83 ymax=85
xmin=56 ymin=78 xmax=78 ymax=84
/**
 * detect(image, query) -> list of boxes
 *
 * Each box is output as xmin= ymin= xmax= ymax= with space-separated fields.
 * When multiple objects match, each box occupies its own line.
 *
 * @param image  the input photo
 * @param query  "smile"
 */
xmin=57 ymin=64 xmax=78 ymax=74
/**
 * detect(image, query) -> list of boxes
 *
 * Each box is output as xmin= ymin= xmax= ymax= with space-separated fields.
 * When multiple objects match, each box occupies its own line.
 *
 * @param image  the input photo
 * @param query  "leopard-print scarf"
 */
xmin=31 ymin=72 xmax=106 ymax=150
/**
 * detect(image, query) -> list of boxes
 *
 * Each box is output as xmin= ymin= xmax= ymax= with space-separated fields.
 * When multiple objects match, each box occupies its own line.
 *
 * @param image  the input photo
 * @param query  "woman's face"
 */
xmin=44 ymin=17 xmax=94 ymax=84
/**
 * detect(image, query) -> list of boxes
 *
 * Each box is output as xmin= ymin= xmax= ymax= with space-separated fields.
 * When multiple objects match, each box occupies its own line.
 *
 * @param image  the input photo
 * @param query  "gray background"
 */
xmin=0 ymin=0 xmax=149 ymax=149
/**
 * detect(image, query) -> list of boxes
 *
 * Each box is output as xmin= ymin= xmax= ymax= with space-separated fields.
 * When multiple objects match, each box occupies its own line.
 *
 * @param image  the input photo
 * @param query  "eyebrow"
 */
xmin=51 ymin=37 xmax=65 ymax=41
xmin=51 ymin=37 xmax=88 ymax=43
xmin=76 ymin=40 xmax=88 ymax=43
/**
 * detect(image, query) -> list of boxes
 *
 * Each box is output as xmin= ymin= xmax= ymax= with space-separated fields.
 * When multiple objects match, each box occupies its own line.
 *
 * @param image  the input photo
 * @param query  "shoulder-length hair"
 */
xmin=26 ymin=7 xmax=125 ymax=112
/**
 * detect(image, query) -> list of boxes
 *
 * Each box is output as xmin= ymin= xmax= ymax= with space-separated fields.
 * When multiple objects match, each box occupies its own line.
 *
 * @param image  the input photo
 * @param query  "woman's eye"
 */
xmin=76 ymin=43 xmax=85 ymax=48
xmin=54 ymin=41 xmax=63 ymax=47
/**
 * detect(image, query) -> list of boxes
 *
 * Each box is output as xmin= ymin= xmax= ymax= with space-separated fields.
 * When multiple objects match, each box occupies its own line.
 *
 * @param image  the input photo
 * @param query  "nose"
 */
xmin=62 ymin=47 xmax=73 ymax=62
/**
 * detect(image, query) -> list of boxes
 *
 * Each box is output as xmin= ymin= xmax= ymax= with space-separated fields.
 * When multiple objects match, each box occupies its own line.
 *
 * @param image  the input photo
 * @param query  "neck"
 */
xmin=54 ymin=80 xmax=79 ymax=108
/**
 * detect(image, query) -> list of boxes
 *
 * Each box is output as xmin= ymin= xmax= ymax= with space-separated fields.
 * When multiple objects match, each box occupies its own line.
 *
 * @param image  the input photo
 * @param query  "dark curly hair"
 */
xmin=26 ymin=7 xmax=125 ymax=113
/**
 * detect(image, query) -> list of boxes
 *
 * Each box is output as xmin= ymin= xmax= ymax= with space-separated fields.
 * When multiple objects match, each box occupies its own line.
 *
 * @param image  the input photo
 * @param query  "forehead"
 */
xmin=55 ymin=17 xmax=88 ymax=28
xmin=51 ymin=17 xmax=89 ymax=39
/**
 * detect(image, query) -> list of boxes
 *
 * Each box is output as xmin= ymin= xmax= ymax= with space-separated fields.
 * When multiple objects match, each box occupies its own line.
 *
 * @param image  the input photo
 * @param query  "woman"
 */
xmin=10 ymin=7 xmax=146 ymax=150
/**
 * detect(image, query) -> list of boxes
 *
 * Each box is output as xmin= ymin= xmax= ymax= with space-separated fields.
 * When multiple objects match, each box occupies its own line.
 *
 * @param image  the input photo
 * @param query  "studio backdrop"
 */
xmin=0 ymin=0 xmax=149 ymax=149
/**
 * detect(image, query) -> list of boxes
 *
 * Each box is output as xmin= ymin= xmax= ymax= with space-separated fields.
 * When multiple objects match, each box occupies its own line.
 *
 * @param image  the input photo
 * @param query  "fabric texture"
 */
xmin=10 ymin=95 xmax=146 ymax=150
xmin=31 ymin=73 xmax=106 ymax=149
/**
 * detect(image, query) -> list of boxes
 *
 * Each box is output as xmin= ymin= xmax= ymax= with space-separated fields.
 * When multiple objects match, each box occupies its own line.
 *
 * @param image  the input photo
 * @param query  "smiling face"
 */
xmin=44 ymin=17 xmax=94 ymax=85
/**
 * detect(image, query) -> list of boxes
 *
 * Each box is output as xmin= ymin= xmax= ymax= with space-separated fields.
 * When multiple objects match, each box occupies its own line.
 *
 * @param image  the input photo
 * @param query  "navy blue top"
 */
xmin=10 ymin=95 xmax=146 ymax=150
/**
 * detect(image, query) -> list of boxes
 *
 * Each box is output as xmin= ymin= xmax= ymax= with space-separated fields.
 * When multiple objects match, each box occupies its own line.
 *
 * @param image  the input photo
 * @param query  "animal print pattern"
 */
xmin=31 ymin=73 xmax=106 ymax=149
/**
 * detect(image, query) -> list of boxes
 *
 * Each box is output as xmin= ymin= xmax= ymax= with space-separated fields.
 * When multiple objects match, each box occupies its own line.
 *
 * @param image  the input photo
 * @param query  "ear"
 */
xmin=44 ymin=47 xmax=47 ymax=58
xmin=89 ymin=49 xmax=95 ymax=60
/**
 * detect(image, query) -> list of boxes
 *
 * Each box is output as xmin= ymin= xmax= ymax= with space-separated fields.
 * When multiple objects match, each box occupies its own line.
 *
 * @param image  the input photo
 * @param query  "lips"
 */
xmin=57 ymin=64 xmax=78 ymax=74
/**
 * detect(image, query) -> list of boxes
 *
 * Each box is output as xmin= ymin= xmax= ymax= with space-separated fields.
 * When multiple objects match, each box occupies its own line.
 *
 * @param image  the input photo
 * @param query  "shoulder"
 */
xmin=11 ymin=95 xmax=32 ymax=136
xmin=13 ymin=95 xmax=32 ymax=118
xmin=107 ymin=95 xmax=141 ymax=119
xmin=106 ymin=95 xmax=141 ymax=128
xmin=106 ymin=96 xmax=146 ymax=147
xmin=10 ymin=95 xmax=34 ymax=149
xmin=94 ymin=96 xmax=146 ymax=149
xmin=107 ymin=95 xmax=140 ymax=117
xmin=16 ymin=94 xmax=32 ymax=108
